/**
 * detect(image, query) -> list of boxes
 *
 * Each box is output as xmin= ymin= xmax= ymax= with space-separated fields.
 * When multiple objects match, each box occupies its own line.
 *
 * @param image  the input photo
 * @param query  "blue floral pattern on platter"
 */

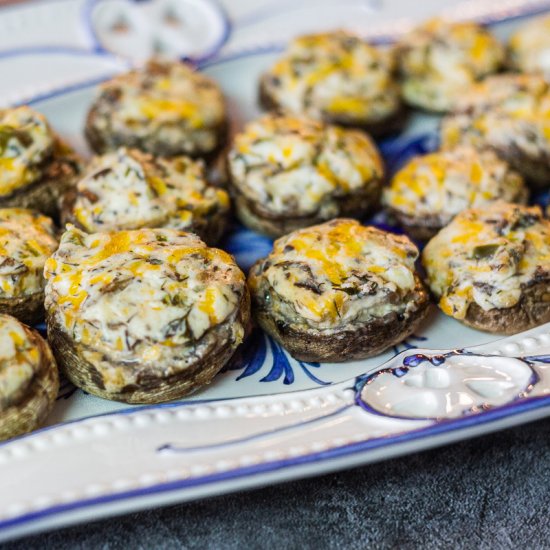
xmin=223 ymin=329 xmax=330 ymax=386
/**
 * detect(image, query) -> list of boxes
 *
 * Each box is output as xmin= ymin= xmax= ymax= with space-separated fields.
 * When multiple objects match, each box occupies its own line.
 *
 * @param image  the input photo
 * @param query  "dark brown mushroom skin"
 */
xmin=47 ymin=289 xmax=250 ymax=404
xmin=230 ymin=179 xmax=382 ymax=239
xmin=0 ymin=323 xmax=59 ymax=441
xmin=385 ymin=208 xmax=450 ymax=242
xmin=462 ymin=280 xmax=550 ymax=335
xmin=251 ymin=273 xmax=431 ymax=363
xmin=0 ymin=291 xmax=46 ymax=326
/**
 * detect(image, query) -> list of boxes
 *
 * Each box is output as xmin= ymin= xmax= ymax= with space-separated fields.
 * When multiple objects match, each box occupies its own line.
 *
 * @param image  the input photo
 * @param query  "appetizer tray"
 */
xmin=1 ymin=0 xmax=550 ymax=542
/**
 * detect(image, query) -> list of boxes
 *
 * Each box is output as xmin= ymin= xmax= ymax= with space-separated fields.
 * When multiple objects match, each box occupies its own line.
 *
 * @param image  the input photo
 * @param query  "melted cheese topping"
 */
xmin=441 ymin=74 xmax=550 ymax=159
xmin=73 ymin=148 xmax=229 ymax=234
xmin=398 ymin=18 xmax=504 ymax=111
xmin=44 ymin=227 xmax=245 ymax=368
xmin=422 ymin=202 xmax=550 ymax=320
xmin=384 ymin=146 xmax=527 ymax=220
xmin=0 ymin=107 xmax=54 ymax=196
xmin=90 ymin=59 xmax=226 ymax=154
xmin=0 ymin=314 xmax=43 ymax=411
xmin=249 ymin=219 xmax=420 ymax=330
xmin=509 ymin=15 xmax=550 ymax=75
xmin=0 ymin=208 xmax=58 ymax=298
xmin=261 ymin=31 xmax=400 ymax=123
xmin=229 ymin=115 xmax=383 ymax=217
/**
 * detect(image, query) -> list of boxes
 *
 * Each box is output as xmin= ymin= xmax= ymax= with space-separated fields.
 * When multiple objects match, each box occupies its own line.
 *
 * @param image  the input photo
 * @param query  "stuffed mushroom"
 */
xmin=85 ymin=59 xmax=228 ymax=184
xmin=259 ymin=31 xmax=403 ymax=136
xmin=422 ymin=202 xmax=550 ymax=334
xmin=248 ymin=218 xmax=430 ymax=362
xmin=0 ymin=313 xmax=58 ymax=441
xmin=397 ymin=18 xmax=504 ymax=112
xmin=0 ymin=106 xmax=81 ymax=219
xmin=44 ymin=227 xmax=249 ymax=403
xmin=62 ymin=148 xmax=230 ymax=245
xmin=440 ymin=73 xmax=550 ymax=186
xmin=228 ymin=114 xmax=384 ymax=237
xmin=508 ymin=14 xmax=550 ymax=75
xmin=0 ymin=208 xmax=58 ymax=324
xmin=383 ymin=146 xmax=528 ymax=241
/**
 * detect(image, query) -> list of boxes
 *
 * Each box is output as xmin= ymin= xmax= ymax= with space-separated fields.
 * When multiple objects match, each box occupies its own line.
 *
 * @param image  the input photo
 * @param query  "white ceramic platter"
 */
xmin=1 ymin=0 xmax=550 ymax=542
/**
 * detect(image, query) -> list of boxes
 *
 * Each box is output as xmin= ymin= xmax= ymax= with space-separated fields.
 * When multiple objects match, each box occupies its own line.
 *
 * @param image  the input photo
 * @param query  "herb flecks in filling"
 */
xmin=90 ymin=59 xmax=226 ymax=155
xmin=384 ymin=145 xmax=526 ymax=220
xmin=397 ymin=18 xmax=504 ymax=111
xmin=0 ymin=314 xmax=43 ymax=411
xmin=229 ymin=115 xmax=383 ymax=218
xmin=249 ymin=219 xmax=420 ymax=330
xmin=441 ymin=73 xmax=550 ymax=162
xmin=422 ymin=202 xmax=550 ymax=319
xmin=262 ymin=31 xmax=400 ymax=123
xmin=44 ymin=228 xmax=246 ymax=369
xmin=0 ymin=107 xmax=55 ymax=197
xmin=0 ymin=208 xmax=58 ymax=298
xmin=73 ymin=147 xmax=229 ymax=235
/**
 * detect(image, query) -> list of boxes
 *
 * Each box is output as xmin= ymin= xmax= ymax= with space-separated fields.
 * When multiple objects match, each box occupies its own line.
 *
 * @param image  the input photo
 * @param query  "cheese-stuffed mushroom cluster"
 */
xmin=6 ymin=10 xmax=550 ymax=440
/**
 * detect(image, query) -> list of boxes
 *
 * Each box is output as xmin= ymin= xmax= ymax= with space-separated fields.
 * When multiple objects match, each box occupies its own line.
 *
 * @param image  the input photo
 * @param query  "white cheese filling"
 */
xmin=0 ymin=208 xmax=58 ymax=298
xmin=423 ymin=203 xmax=550 ymax=319
xmin=45 ymin=228 xmax=245 ymax=365
xmin=229 ymin=115 xmax=383 ymax=217
xmin=73 ymin=148 xmax=229 ymax=233
xmin=249 ymin=219 xmax=421 ymax=330
xmin=0 ymin=314 xmax=42 ymax=411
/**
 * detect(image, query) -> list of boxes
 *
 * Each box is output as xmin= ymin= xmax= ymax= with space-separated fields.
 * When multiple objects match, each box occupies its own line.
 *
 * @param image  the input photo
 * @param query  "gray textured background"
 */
xmin=4 ymin=417 xmax=550 ymax=549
